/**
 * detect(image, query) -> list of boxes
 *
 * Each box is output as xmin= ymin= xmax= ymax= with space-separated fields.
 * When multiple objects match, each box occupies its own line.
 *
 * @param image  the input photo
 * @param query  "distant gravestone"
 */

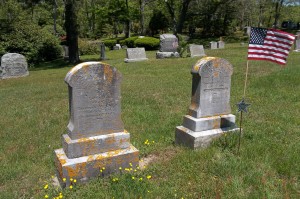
xmin=54 ymin=62 xmax=139 ymax=187
xmin=113 ymin=44 xmax=121 ymax=50
xmin=156 ymin=34 xmax=180 ymax=59
xmin=210 ymin=42 xmax=218 ymax=49
xmin=0 ymin=53 xmax=29 ymax=79
xmin=100 ymin=43 xmax=106 ymax=60
xmin=218 ymin=41 xmax=225 ymax=49
xmin=175 ymin=57 xmax=239 ymax=149
xmin=244 ymin=26 xmax=251 ymax=37
xmin=124 ymin=48 xmax=148 ymax=62
xmin=188 ymin=44 xmax=206 ymax=57
xmin=62 ymin=45 xmax=69 ymax=59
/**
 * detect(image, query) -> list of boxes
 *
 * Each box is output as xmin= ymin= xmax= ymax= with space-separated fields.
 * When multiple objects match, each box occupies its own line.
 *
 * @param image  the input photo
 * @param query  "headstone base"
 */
xmin=62 ymin=131 xmax=131 ymax=158
xmin=54 ymin=144 xmax=139 ymax=187
xmin=124 ymin=58 xmax=149 ymax=63
xmin=175 ymin=126 xmax=239 ymax=149
xmin=293 ymin=49 xmax=300 ymax=52
xmin=156 ymin=52 xmax=180 ymax=59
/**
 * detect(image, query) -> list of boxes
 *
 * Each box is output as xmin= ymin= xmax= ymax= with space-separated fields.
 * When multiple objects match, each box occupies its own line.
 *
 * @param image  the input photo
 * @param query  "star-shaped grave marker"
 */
xmin=237 ymin=98 xmax=251 ymax=113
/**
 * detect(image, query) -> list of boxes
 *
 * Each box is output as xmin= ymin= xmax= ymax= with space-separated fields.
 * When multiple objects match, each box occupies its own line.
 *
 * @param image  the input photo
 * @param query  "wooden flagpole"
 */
xmin=237 ymin=60 xmax=250 ymax=154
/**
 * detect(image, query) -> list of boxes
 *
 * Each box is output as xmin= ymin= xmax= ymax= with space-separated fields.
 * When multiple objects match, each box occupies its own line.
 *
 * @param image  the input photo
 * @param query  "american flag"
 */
xmin=248 ymin=27 xmax=295 ymax=65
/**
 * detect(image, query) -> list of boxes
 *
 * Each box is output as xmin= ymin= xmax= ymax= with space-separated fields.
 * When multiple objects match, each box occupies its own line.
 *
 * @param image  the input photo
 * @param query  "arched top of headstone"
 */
xmin=191 ymin=57 xmax=233 ymax=77
xmin=65 ymin=62 xmax=121 ymax=86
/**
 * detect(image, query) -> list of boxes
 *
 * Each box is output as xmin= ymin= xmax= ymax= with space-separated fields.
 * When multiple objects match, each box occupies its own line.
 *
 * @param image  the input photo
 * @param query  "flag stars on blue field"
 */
xmin=249 ymin=27 xmax=267 ymax=45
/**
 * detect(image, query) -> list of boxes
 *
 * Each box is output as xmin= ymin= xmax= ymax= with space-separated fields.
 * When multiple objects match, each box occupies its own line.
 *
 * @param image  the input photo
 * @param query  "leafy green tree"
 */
xmin=149 ymin=9 xmax=168 ymax=35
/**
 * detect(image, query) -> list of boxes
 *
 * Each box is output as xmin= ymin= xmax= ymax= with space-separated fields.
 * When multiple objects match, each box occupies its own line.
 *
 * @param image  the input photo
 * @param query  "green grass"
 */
xmin=0 ymin=44 xmax=299 ymax=198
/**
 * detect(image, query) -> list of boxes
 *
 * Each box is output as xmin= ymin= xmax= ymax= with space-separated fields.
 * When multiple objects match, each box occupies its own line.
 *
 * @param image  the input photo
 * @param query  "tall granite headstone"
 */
xmin=210 ymin=42 xmax=218 ymax=50
xmin=188 ymin=44 xmax=206 ymax=58
xmin=0 ymin=53 xmax=29 ymax=79
xmin=54 ymin=62 xmax=139 ymax=187
xmin=62 ymin=45 xmax=69 ymax=59
xmin=124 ymin=48 xmax=148 ymax=62
xmin=175 ymin=57 xmax=239 ymax=149
xmin=156 ymin=34 xmax=180 ymax=58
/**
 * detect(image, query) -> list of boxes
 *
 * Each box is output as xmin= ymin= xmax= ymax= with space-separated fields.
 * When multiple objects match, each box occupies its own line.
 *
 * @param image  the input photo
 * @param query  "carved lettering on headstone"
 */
xmin=65 ymin=62 xmax=124 ymax=139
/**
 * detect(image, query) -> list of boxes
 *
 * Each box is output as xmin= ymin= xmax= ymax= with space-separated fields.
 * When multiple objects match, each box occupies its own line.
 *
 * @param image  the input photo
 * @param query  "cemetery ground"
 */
xmin=1 ymin=43 xmax=300 ymax=198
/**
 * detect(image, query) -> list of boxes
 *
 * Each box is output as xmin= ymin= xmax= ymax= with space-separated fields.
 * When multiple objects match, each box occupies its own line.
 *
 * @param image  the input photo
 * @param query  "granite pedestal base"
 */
xmin=156 ymin=52 xmax=180 ymax=59
xmin=175 ymin=126 xmax=239 ymax=149
xmin=124 ymin=58 xmax=148 ymax=63
xmin=176 ymin=114 xmax=238 ymax=149
xmin=54 ymin=144 xmax=139 ymax=187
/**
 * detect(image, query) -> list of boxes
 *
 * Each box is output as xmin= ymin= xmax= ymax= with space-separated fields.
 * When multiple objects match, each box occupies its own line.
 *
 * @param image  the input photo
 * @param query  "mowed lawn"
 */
xmin=1 ymin=44 xmax=299 ymax=198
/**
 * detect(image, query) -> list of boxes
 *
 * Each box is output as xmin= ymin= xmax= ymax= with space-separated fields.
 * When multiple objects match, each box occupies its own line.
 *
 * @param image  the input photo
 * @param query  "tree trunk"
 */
xmin=139 ymin=0 xmax=145 ymax=35
xmin=165 ymin=0 xmax=177 ymax=35
xmin=53 ymin=0 xmax=57 ymax=35
xmin=274 ymin=0 xmax=284 ymax=29
xmin=65 ymin=0 xmax=80 ymax=63
xmin=176 ymin=0 xmax=191 ymax=34
xmin=124 ymin=0 xmax=130 ymax=38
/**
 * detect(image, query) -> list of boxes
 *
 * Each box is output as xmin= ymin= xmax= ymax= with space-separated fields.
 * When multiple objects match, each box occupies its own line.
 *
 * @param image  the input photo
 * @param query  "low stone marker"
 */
xmin=188 ymin=44 xmax=206 ymax=58
xmin=175 ymin=57 xmax=239 ymax=149
xmin=113 ymin=44 xmax=121 ymax=50
xmin=62 ymin=45 xmax=69 ymax=59
xmin=218 ymin=41 xmax=225 ymax=49
xmin=210 ymin=42 xmax=218 ymax=49
xmin=0 ymin=53 xmax=29 ymax=79
xmin=100 ymin=43 xmax=106 ymax=60
xmin=124 ymin=48 xmax=148 ymax=63
xmin=156 ymin=34 xmax=180 ymax=58
xmin=54 ymin=62 xmax=139 ymax=187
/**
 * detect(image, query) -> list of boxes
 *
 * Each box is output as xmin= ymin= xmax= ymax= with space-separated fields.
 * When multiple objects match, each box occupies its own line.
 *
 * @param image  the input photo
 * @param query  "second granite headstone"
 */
xmin=0 ymin=53 xmax=29 ymax=79
xmin=188 ymin=44 xmax=206 ymax=58
xmin=124 ymin=48 xmax=148 ymax=62
xmin=175 ymin=57 xmax=239 ymax=149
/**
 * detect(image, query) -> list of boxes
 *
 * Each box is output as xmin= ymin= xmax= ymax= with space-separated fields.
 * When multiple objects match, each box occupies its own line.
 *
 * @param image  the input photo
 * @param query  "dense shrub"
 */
xmin=42 ymin=24 xmax=66 ymax=37
xmin=123 ymin=37 xmax=139 ymax=48
xmin=78 ymin=39 xmax=99 ymax=55
xmin=134 ymin=37 xmax=159 ymax=50
xmin=0 ymin=43 xmax=6 ymax=57
xmin=103 ymin=39 xmax=117 ymax=49
xmin=1 ymin=21 xmax=62 ymax=66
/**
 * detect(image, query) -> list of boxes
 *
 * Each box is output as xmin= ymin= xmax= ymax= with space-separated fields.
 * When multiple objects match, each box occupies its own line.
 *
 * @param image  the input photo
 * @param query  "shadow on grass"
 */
xmin=30 ymin=57 xmax=102 ymax=71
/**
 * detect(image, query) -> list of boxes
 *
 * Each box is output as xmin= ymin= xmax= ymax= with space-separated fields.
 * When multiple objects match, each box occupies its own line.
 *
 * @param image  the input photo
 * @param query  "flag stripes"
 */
xmin=247 ymin=27 xmax=295 ymax=65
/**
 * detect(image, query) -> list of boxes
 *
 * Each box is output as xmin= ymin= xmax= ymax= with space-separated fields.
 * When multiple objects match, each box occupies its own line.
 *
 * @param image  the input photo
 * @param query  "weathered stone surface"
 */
xmin=159 ymin=34 xmax=178 ymax=52
xmin=62 ymin=131 xmax=130 ymax=158
xmin=218 ymin=41 xmax=225 ymax=49
xmin=210 ymin=42 xmax=218 ymax=49
xmin=182 ymin=114 xmax=236 ymax=132
xmin=294 ymin=32 xmax=300 ymax=52
xmin=188 ymin=44 xmax=206 ymax=57
xmin=65 ymin=62 xmax=124 ymax=140
xmin=175 ymin=126 xmax=238 ymax=149
xmin=156 ymin=51 xmax=180 ymax=59
xmin=54 ymin=62 xmax=139 ymax=187
xmin=0 ymin=53 xmax=29 ymax=79
xmin=100 ymin=43 xmax=106 ymax=60
xmin=175 ymin=57 xmax=238 ymax=149
xmin=124 ymin=48 xmax=148 ymax=63
xmin=54 ymin=145 xmax=139 ymax=187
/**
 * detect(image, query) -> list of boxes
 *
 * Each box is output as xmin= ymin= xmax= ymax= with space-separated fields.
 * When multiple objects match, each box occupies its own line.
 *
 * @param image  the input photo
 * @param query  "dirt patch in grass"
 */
xmin=139 ymin=146 xmax=182 ymax=169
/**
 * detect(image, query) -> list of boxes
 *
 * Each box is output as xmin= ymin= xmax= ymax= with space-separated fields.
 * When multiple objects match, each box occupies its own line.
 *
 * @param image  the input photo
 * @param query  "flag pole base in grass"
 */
xmin=54 ymin=144 xmax=139 ymax=188
xmin=175 ymin=126 xmax=239 ymax=149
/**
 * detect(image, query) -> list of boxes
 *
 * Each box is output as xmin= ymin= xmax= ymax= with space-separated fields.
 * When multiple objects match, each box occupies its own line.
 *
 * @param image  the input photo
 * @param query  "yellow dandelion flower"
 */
xmin=70 ymin=178 xmax=73 ymax=182
xmin=44 ymin=184 xmax=48 ymax=189
xmin=134 ymin=169 xmax=137 ymax=172
xmin=59 ymin=192 xmax=62 ymax=195
xmin=63 ymin=178 xmax=66 ymax=182
xmin=152 ymin=141 xmax=155 ymax=143
xmin=69 ymin=185 xmax=73 ymax=189
xmin=59 ymin=195 xmax=63 ymax=199
xmin=143 ymin=166 xmax=146 ymax=169
xmin=44 ymin=195 xmax=49 ymax=199
xmin=132 ymin=176 xmax=135 ymax=180
xmin=139 ymin=177 xmax=143 ymax=181
xmin=129 ymin=163 xmax=132 ymax=167
xmin=73 ymin=179 xmax=77 ymax=183
xmin=137 ymin=166 xmax=140 ymax=170
xmin=102 ymin=167 xmax=105 ymax=170
xmin=51 ymin=175 xmax=54 ymax=178
xmin=100 ymin=169 xmax=103 ymax=172
xmin=119 ymin=167 xmax=122 ymax=170
xmin=130 ymin=168 xmax=133 ymax=171
xmin=147 ymin=190 xmax=150 ymax=193
xmin=147 ymin=175 xmax=152 ymax=179
xmin=125 ymin=168 xmax=130 ymax=171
